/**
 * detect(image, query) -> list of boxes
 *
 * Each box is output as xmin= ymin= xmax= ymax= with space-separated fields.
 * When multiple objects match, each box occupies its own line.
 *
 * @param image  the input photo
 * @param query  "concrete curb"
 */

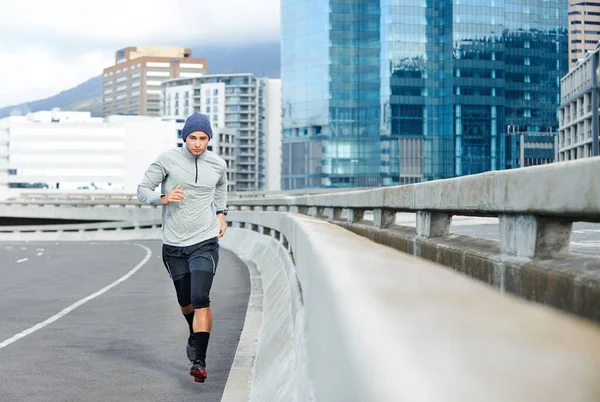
xmin=220 ymin=228 xmax=310 ymax=402
xmin=220 ymin=253 xmax=263 ymax=402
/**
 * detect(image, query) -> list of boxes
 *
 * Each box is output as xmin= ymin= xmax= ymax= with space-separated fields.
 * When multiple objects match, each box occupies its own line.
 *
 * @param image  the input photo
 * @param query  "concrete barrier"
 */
xmin=223 ymin=210 xmax=600 ymax=402
xmin=228 ymin=158 xmax=600 ymax=322
xmin=0 ymin=220 xmax=162 ymax=241
xmin=220 ymin=229 xmax=312 ymax=402
xmin=0 ymin=201 xmax=160 ymax=222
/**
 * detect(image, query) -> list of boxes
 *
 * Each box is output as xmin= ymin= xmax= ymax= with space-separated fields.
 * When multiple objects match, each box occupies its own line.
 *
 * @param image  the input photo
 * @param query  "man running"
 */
xmin=137 ymin=112 xmax=228 ymax=383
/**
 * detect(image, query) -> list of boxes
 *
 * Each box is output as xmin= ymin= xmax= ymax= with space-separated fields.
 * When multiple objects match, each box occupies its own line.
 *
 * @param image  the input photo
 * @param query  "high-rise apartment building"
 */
xmin=569 ymin=0 xmax=600 ymax=69
xmin=102 ymin=46 xmax=207 ymax=117
xmin=161 ymin=74 xmax=282 ymax=192
xmin=281 ymin=1 xmax=567 ymax=190
xmin=558 ymin=43 xmax=600 ymax=161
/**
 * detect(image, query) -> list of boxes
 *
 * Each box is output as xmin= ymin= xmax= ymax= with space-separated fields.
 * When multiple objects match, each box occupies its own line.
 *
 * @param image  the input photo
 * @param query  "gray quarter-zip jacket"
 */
xmin=137 ymin=146 xmax=227 ymax=247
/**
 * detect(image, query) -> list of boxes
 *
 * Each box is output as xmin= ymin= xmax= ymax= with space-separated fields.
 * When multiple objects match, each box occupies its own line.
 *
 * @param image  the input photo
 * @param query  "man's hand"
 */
xmin=217 ymin=214 xmax=227 ymax=238
xmin=161 ymin=184 xmax=184 ymax=205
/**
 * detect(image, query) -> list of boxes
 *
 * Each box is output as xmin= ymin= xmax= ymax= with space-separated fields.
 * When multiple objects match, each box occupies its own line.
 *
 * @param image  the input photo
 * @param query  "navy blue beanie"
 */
xmin=181 ymin=113 xmax=213 ymax=142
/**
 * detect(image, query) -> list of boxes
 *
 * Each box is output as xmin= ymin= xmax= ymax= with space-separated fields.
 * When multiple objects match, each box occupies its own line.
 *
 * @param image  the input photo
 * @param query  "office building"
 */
xmin=281 ymin=1 xmax=568 ymax=190
xmin=558 ymin=44 xmax=600 ymax=161
xmin=505 ymin=130 xmax=557 ymax=169
xmin=161 ymin=74 xmax=282 ymax=191
xmin=0 ymin=110 xmax=178 ymax=199
xmin=569 ymin=0 xmax=600 ymax=69
xmin=102 ymin=46 xmax=207 ymax=117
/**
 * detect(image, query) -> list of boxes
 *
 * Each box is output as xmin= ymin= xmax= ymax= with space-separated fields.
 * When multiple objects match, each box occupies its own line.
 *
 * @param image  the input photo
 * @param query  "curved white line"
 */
xmin=0 ymin=244 xmax=152 ymax=350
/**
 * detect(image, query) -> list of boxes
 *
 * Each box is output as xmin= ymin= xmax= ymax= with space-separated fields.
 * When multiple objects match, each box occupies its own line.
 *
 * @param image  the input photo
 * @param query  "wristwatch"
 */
xmin=216 ymin=209 xmax=228 ymax=216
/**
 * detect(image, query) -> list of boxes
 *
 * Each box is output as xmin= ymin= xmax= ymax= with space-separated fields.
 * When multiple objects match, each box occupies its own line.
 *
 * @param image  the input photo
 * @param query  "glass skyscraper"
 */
xmin=281 ymin=0 xmax=567 ymax=189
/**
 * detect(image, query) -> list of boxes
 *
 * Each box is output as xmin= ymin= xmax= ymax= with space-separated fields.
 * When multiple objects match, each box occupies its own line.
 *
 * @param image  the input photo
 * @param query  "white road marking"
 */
xmin=37 ymin=252 xmax=43 ymax=256
xmin=20 ymin=247 xmax=26 ymax=251
xmin=5 ymin=247 xmax=13 ymax=250
xmin=0 ymin=244 xmax=152 ymax=350
xmin=16 ymin=258 xmax=28 ymax=263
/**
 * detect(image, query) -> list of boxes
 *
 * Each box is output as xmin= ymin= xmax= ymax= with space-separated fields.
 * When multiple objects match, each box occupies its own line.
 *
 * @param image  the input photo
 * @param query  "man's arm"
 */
xmin=215 ymin=167 xmax=228 ymax=238
xmin=137 ymin=157 xmax=167 ymax=206
xmin=214 ymin=167 xmax=228 ymax=212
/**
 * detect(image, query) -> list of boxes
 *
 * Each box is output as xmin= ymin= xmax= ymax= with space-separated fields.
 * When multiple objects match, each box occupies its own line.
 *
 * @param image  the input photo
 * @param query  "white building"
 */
xmin=161 ymin=74 xmax=282 ymax=191
xmin=0 ymin=110 xmax=178 ymax=200
xmin=558 ymin=44 xmax=600 ymax=161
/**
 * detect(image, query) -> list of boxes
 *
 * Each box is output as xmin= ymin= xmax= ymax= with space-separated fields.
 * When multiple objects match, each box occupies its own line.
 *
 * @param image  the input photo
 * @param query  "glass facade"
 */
xmin=281 ymin=0 xmax=567 ymax=189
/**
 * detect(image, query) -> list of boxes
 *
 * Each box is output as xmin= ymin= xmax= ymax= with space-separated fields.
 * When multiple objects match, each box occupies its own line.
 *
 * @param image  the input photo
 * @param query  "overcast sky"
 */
xmin=0 ymin=0 xmax=280 ymax=108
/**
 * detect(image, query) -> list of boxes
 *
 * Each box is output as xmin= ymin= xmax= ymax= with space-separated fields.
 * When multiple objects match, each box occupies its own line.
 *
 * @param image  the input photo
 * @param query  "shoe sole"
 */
xmin=190 ymin=367 xmax=207 ymax=383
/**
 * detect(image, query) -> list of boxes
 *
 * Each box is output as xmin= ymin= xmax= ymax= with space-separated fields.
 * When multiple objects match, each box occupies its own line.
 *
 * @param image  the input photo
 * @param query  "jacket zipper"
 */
xmin=195 ymin=156 xmax=198 ymax=183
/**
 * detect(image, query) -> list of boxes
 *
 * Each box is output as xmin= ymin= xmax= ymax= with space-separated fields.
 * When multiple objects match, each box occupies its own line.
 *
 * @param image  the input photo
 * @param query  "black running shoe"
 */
xmin=186 ymin=334 xmax=196 ymax=362
xmin=190 ymin=360 xmax=207 ymax=383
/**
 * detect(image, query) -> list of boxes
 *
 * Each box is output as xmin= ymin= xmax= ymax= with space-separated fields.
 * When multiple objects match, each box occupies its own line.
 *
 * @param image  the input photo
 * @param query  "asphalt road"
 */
xmin=0 ymin=240 xmax=250 ymax=402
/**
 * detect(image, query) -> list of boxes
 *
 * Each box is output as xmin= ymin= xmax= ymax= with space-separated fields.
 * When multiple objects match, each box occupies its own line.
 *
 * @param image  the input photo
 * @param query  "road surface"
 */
xmin=0 ymin=240 xmax=250 ymax=402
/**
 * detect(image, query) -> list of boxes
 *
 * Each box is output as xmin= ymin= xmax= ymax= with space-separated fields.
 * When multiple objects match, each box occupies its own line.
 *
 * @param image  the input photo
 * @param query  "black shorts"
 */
xmin=162 ymin=237 xmax=220 ymax=309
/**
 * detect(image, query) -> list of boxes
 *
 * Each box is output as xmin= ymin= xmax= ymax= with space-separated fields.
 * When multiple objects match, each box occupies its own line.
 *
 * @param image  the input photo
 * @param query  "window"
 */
xmin=146 ymin=71 xmax=171 ymax=77
xmin=206 ymin=106 xmax=211 ymax=113
xmin=213 ymin=89 xmax=218 ymax=96
xmin=146 ymin=62 xmax=170 ymax=68
xmin=147 ymin=108 xmax=161 ymax=113
xmin=180 ymin=63 xmax=204 ymax=69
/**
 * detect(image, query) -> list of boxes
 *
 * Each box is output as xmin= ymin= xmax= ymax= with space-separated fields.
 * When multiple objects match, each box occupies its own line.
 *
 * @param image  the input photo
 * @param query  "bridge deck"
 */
xmin=0 ymin=240 xmax=250 ymax=401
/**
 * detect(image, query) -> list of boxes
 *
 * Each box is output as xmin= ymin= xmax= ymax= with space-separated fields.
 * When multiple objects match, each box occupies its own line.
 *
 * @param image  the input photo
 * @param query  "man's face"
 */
xmin=186 ymin=131 xmax=210 ymax=156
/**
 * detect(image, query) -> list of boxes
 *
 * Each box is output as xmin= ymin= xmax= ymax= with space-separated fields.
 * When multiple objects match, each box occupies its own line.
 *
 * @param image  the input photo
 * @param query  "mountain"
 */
xmin=0 ymin=41 xmax=280 ymax=118
xmin=0 ymin=76 xmax=102 ymax=118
